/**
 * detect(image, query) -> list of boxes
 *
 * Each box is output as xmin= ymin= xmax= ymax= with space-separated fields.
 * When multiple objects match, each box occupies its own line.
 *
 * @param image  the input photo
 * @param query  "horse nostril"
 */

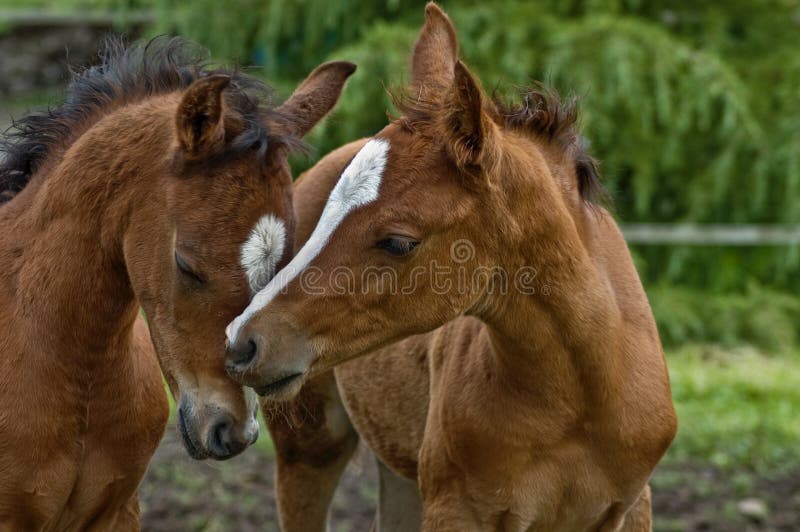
xmin=205 ymin=414 xmax=248 ymax=460
xmin=206 ymin=416 xmax=232 ymax=458
xmin=213 ymin=421 xmax=231 ymax=453
xmin=226 ymin=337 xmax=258 ymax=369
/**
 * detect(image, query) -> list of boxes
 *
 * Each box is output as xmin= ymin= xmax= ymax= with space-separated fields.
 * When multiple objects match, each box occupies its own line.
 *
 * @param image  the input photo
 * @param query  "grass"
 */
xmin=647 ymin=344 xmax=799 ymax=530
xmin=663 ymin=344 xmax=800 ymax=473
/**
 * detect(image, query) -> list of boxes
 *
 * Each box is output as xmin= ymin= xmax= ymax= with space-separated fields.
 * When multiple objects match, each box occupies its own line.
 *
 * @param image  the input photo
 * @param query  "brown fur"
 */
xmin=0 ymin=38 xmax=354 ymax=530
xmin=247 ymin=4 xmax=675 ymax=530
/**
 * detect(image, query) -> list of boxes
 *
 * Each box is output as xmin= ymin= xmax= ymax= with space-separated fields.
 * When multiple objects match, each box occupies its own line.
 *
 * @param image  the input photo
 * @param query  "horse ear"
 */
xmin=411 ymin=2 xmax=459 ymax=99
xmin=175 ymin=74 xmax=231 ymax=158
xmin=444 ymin=60 xmax=493 ymax=169
xmin=274 ymin=61 xmax=357 ymax=138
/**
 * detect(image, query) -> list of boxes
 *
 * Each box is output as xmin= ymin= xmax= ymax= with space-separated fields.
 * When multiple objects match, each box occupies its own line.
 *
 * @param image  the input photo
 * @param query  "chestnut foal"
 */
xmin=228 ymin=4 xmax=676 ymax=531
xmin=0 ymin=38 xmax=353 ymax=530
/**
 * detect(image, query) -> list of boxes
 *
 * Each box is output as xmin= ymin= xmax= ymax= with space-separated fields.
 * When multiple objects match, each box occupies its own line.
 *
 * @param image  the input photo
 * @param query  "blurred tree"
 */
xmin=152 ymin=0 xmax=414 ymax=80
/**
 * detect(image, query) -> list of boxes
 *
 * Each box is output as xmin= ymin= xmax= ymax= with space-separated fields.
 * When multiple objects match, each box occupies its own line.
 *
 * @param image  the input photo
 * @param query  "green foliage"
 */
xmin=543 ymin=17 xmax=765 ymax=221
xmin=0 ymin=0 xmax=155 ymax=10
xmin=301 ymin=23 xmax=418 ymax=162
xmin=175 ymin=0 xmax=796 ymax=291
xmin=150 ymin=0 xmax=418 ymax=79
xmin=665 ymin=345 xmax=800 ymax=472
xmin=649 ymin=285 xmax=800 ymax=351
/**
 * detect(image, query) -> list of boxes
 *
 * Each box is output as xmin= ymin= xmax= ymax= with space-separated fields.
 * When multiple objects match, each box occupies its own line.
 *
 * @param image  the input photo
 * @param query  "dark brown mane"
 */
xmin=394 ymin=84 xmax=608 ymax=205
xmin=0 ymin=36 xmax=300 ymax=204
xmin=495 ymin=87 xmax=608 ymax=205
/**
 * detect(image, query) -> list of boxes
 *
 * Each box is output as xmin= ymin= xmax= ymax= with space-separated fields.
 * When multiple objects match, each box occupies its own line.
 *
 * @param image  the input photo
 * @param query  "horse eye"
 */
xmin=175 ymin=252 xmax=205 ymax=284
xmin=376 ymin=236 xmax=420 ymax=257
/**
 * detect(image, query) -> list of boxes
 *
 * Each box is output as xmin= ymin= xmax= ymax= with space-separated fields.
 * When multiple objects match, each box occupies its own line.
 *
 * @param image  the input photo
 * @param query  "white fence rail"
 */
xmin=620 ymin=224 xmax=800 ymax=245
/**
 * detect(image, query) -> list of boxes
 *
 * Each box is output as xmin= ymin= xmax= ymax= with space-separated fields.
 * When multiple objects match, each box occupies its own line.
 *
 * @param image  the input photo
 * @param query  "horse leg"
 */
xmin=617 ymin=485 xmax=653 ymax=532
xmin=264 ymin=371 xmax=358 ymax=532
xmin=376 ymin=458 xmax=422 ymax=532
xmin=597 ymin=485 xmax=652 ymax=532
xmin=82 ymin=493 xmax=140 ymax=532
xmin=109 ymin=496 xmax=141 ymax=532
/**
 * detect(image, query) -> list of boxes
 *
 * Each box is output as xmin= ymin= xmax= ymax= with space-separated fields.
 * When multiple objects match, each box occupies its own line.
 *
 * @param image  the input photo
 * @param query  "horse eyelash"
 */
xmin=175 ymin=252 xmax=206 ymax=284
xmin=376 ymin=237 xmax=419 ymax=256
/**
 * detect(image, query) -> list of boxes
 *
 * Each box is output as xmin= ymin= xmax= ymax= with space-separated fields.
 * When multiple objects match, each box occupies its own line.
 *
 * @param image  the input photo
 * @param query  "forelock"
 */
xmin=241 ymin=214 xmax=287 ymax=293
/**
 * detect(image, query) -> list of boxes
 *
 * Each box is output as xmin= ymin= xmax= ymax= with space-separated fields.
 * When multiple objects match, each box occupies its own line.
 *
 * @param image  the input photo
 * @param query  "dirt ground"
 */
xmin=141 ymin=430 xmax=800 ymax=532
xmin=140 ymin=430 xmax=376 ymax=532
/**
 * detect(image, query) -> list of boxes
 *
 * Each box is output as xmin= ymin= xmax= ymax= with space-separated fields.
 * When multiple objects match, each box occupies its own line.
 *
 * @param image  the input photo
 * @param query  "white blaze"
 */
xmin=226 ymin=138 xmax=390 ymax=344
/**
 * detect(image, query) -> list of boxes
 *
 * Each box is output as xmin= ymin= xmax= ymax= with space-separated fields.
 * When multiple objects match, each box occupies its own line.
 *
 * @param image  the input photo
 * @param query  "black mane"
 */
xmin=0 ymin=36 xmax=295 ymax=203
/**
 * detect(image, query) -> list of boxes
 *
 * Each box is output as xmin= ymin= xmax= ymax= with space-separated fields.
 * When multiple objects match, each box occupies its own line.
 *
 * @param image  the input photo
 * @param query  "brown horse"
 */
xmin=227 ymin=3 xmax=676 ymax=531
xmin=0 ymin=37 xmax=353 ymax=530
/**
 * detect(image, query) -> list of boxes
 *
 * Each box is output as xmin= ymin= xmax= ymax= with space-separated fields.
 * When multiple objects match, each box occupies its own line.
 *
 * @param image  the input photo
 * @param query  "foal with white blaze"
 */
xmin=227 ymin=139 xmax=389 ymax=394
xmin=228 ymin=4 xmax=677 ymax=531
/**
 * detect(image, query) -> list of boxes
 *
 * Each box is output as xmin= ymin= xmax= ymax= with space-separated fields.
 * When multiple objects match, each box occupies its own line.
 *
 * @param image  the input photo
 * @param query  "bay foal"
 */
xmin=0 ymin=38 xmax=353 ymax=530
xmin=228 ymin=4 xmax=677 ymax=530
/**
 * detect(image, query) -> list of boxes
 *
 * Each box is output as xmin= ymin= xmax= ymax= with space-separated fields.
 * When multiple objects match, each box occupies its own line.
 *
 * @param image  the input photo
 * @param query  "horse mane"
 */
xmin=0 ymin=36 xmax=300 ymax=204
xmin=394 ymin=84 xmax=608 ymax=206
xmin=494 ymin=87 xmax=608 ymax=205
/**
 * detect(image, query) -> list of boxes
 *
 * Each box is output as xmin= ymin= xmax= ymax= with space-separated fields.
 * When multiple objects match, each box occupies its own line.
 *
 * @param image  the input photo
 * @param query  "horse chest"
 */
xmin=1 ymin=340 xmax=166 ymax=527
xmin=427 ymin=388 xmax=630 ymax=531
xmin=423 ymin=434 xmax=624 ymax=531
xmin=2 ymin=433 xmax=139 ymax=530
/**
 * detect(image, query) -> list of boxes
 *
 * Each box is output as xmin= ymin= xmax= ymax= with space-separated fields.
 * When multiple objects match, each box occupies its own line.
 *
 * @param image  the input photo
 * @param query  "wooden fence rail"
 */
xmin=620 ymin=224 xmax=800 ymax=245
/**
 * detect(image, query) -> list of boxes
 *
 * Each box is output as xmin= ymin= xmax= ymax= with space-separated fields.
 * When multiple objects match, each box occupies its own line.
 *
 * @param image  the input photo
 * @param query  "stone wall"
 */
xmin=0 ymin=11 xmax=151 ymax=97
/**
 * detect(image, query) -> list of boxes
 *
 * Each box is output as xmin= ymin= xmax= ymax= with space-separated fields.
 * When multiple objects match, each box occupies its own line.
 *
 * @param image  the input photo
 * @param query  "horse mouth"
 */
xmin=178 ymin=408 xmax=208 ymax=460
xmin=254 ymin=373 xmax=303 ymax=397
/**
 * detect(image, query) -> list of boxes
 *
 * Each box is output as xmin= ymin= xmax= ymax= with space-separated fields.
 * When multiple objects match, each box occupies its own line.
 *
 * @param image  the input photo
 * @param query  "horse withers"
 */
xmin=0 ymin=38 xmax=354 ymax=530
xmin=227 ymin=4 xmax=677 ymax=531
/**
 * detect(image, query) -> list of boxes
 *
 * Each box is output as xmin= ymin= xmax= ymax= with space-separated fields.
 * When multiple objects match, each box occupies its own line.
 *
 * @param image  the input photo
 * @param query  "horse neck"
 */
xmin=0 ymin=97 xmax=174 ymax=357
xmin=475 ymin=143 xmax=625 ymax=416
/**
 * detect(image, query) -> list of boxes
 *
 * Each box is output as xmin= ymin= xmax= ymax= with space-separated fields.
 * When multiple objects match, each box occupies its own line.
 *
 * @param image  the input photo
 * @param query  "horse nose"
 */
xmin=225 ymin=334 xmax=259 ymax=372
xmin=205 ymin=413 xmax=248 ymax=459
